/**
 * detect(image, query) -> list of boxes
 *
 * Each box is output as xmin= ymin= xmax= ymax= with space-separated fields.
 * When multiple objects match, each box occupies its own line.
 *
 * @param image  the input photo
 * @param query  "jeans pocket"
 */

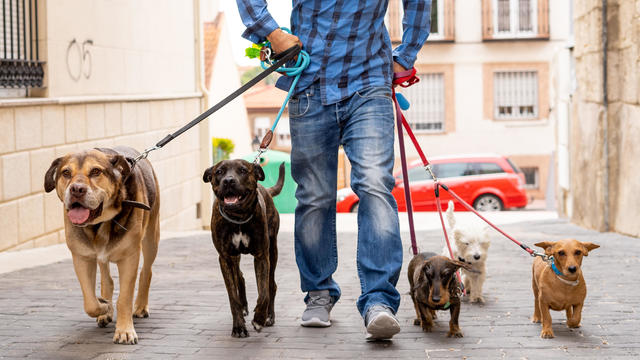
xmin=288 ymin=93 xmax=310 ymax=118
xmin=355 ymin=86 xmax=392 ymax=100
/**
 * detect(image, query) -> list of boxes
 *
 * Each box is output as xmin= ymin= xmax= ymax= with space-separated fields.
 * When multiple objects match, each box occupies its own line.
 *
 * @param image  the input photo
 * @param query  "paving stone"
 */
xmin=0 ymin=218 xmax=639 ymax=358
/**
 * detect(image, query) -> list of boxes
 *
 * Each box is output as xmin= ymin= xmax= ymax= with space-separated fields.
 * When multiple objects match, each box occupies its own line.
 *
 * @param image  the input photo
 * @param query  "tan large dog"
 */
xmin=531 ymin=238 xmax=599 ymax=339
xmin=44 ymin=146 xmax=160 ymax=345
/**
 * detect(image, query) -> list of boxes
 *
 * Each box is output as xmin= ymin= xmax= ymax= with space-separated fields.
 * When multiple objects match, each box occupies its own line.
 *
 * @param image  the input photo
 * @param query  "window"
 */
xmin=403 ymin=73 xmax=445 ymax=133
xmin=493 ymin=70 xmax=538 ymax=120
xmin=520 ymin=166 xmax=539 ymax=189
xmin=432 ymin=163 xmax=473 ymax=178
xmin=386 ymin=0 xmax=453 ymax=42
xmin=0 ymin=0 xmax=44 ymax=97
xmin=275 ymin=116 xmax=291 ymax=148
xmin=254 ymin=116 xmax=270 ymax=140
xmin=474 ymin=162 xmax=506 ymax=175
xmin=396 ymin=166 xmax=433 ymax=182
xmin=482 ymin=0 xmax=548 ymax=40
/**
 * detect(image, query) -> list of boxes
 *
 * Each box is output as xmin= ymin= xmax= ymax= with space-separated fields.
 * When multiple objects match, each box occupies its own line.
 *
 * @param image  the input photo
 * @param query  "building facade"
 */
xmin=389 ymin=0 xmax=570 ymax=203
xmin=0 ymin=0 xmax=214 ymax=252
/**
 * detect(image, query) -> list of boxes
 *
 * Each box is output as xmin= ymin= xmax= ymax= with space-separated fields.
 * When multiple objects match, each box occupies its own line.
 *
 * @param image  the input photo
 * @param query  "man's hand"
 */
xmin=393 ymin=62 xmax=407 ymax=75
xmin=266 ymin=28 xmax=302 ymax=55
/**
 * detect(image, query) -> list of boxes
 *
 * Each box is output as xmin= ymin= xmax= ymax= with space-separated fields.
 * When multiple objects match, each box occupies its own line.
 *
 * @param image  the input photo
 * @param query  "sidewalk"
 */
xmin=0 ymin=213 xmax=638 ymax=359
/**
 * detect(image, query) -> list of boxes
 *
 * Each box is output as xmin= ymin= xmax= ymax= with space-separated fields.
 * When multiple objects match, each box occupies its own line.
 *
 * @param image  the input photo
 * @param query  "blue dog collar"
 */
xmin=548 ymin=256 xmax=564 ymax=276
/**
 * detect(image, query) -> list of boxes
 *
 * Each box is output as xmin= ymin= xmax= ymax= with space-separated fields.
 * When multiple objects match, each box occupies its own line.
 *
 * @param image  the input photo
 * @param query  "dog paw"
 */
xmin=113 ymin=327 xmax=138 ymax=345
xmin=133 ymin=306 xmax=150 ymax=318
xmin=413 ymin=318 xmax=421 ymax=326
xmin=97 ymin=314 xmax=113 ymax=328
xmin=265 ymin=315 xmax=275 ymax=327
xmin=531 ymin=316 xmax=541 ymax=323
xmin=251 ymin=320 xmax=264 ymax=332
xmin=471 ymin=296 xmax=485 ymax=304
xmin=242 ymin=307 xmax=249 ymax=317
xmin=447 ymin=330 xmax=464 ymax=338
xmin=540 ymin=330 xmax=555 ymax=339
xmin=567 ymin=321 xmax=581 ymax=328
xmin=232 ymin=326 xmax=249 ymax=338
xmin=421 ymin=323 xmax=434 ymax=332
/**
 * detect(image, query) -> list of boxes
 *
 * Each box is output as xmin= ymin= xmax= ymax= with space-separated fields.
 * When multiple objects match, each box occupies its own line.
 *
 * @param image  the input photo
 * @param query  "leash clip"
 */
xmin=425 ymin=164 xmax=438 ymax=182
xmin=253 ymin=147 xmax=267 ymax=165
xmin=132 ymin=145 xmax=160 ymax=165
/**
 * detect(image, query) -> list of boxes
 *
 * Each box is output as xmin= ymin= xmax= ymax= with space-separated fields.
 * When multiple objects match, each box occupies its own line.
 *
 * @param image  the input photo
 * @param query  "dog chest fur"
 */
xmin=231 ymin=232 xmax=251 ymax=249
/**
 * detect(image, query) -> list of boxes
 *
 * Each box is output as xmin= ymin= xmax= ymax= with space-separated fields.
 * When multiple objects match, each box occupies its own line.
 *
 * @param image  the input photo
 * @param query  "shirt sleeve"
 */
xmin=236 ymin=0 xmax=280 ymax=44
xmin=392 ymin=0 xmax=432 ymax=70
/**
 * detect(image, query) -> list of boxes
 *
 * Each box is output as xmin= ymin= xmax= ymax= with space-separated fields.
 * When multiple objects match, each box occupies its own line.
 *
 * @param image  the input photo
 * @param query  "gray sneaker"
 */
xmin=301 ymin=290 xmax=335 ymax=327
xmin=364 ymin=304 xmax=401 ymax=340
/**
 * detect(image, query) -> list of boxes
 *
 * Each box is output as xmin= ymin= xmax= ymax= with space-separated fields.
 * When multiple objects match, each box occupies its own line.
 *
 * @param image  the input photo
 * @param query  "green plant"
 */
xmin=212 ymin=138 xmax=235 ymax=163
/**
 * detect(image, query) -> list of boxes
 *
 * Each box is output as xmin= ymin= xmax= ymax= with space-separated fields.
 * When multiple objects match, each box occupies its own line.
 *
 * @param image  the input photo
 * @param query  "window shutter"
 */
xmin=482 ymin=0 xmax=494 ymax=40
xmin=537 ymin=0 xmax=549 ymax=39
xmin=443 ymin=0 xmax=455 ymax=41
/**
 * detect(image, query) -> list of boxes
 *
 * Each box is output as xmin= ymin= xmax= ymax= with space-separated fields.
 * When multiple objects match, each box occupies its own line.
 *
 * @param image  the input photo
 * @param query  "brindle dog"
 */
xmin=203 ymin=160 xmax=284 ymax=338
xmin=44 ymin=146 xmax=160 ymax=345
xmin=408 ymin=252 xmax=471 ymax=337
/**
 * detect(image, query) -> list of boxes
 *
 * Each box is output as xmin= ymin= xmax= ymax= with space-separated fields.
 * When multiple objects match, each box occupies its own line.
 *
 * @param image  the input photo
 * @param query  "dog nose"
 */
xmin=568 ymin=266 xmax=577 ymax=273
xmin=431 ymin=295 xmax=441 ymax=303
xmin=474 ymin=254 xmax=481 ymax=260
xmin=222 ymin=177 xmax=236 ymax=186
xmin=70 ymin=183 xmax=87 ymax=197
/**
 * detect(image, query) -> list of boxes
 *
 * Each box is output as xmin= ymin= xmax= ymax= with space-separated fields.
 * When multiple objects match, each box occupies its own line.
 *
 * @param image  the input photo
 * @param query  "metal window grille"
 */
xmin=403 ymin=73 xmax=445 ymax=133
xmin=254 ymin=117 xmax=270 ymax=140
xmin=520 ymin=166 xmax=539 ymax=189
xmin=275 ymin=116 xmax=291 ymax=147
xmin=0 ymin=0 xmax=43 ymax=90
xmin=494 ymin=0 xmax=536 ymax=37
xmin=493 ymin=70 xmax=538 ymax=120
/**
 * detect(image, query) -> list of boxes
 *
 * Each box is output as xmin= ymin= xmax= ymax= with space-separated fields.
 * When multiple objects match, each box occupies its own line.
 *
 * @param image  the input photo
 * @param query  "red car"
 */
xmin=336 ymin=154 xmax=528 ymax=212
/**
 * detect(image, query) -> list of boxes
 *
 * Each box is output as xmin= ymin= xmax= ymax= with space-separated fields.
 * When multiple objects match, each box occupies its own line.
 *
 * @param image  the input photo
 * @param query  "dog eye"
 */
xmin=89 ymin=168 xmax=101 ymax=177
xmin=558 ymin=250 xmax=566 ymax=256
xmin=239 ymin=168 xmax=248 ymax=174
xmin=214 ymin=169 xmax=224 ymax=175
xmin=574 ymin=250 xmax=581 ymax=256
xmin=61 ymin=169 xmax=71 ymax=178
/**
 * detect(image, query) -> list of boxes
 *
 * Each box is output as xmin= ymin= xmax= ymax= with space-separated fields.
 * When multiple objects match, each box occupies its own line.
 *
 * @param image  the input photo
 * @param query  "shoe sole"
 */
xmin=366 ymin=312 xmax=400 ymax=340
xmin=301 ymin=317 xmax=331 ymax=327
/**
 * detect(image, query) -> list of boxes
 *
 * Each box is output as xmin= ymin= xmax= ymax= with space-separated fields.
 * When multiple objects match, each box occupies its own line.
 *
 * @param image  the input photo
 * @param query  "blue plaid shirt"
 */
xmin=237 ymin=0 xmax=432 ymax=105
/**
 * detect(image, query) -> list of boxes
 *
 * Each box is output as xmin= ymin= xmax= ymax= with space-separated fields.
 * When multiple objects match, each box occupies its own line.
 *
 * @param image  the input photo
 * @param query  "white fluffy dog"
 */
xmin=442 ymin=201 xmax=491 ymax=303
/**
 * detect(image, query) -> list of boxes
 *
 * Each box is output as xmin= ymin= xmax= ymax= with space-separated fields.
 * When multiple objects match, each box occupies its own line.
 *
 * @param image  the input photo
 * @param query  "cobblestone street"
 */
xmin=0 ymin=214 xmax=639 ymax=359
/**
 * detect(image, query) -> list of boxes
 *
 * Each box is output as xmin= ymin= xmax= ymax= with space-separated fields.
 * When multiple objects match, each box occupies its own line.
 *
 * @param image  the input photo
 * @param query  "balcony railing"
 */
xmin=0 ymin=0 xmax=44 ymax=89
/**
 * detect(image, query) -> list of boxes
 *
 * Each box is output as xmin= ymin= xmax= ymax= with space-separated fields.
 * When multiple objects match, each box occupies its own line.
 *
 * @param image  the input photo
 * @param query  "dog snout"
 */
xmin=222 ymin=177 xmax=236 ymax=187
xmin=473 ymin=254 xmax=481 ymax=260
xmin=431 ymin=294 xmax=441 ymax=303
xmin=568 ymin=266 xmax=577 ymax=273
xmin=70 ymin=183 xmax=87 ymax=198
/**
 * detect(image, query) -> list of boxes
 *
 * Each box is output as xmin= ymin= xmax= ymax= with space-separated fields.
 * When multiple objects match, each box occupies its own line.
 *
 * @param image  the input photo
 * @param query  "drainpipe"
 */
xmin=601 ymin=0 xmax=609 ymax=232
xmin=194 ymin=0 xmax=213 ymax=228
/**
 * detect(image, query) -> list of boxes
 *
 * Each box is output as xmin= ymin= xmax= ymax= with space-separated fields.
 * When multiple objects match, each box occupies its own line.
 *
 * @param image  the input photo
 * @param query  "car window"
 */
xmin=396 ymin=166 xmax=433 ymax=182
xmin=474 ymin=162 xmax=505 ymax=175
xmin=432 ymin=163 xmax=473 ymax=178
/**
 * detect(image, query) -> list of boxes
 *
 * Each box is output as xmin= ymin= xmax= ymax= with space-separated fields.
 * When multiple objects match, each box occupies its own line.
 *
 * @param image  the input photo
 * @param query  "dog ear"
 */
xmin=202 ymin=166 xmax=214 ymax=183
xmin=581 ymin=242 xmax=600 ymax=256
xmin=453 ymin=229 xmax=464 ymax=243
xmin=535 ymin=241 xmax=556 ymax=256
xmin=110 ymin=155 xmax=131 ymax=181
xmin=253 ymin=163 xmax=265 ymax=181
xmin=448 ymin=258 xmax=472 ymax=271
xmin=44 ymin=157 xmax=62 ymax=193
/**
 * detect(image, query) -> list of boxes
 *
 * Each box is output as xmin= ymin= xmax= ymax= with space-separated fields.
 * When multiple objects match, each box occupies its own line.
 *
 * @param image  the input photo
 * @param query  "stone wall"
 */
xmin=0 ymin=96 xmax=204 ymax=252
xmin=570 ymin=0 xmax=640 ymax=237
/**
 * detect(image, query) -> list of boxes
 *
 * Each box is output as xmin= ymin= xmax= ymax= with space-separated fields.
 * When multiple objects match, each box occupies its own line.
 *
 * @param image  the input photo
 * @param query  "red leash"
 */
xmin=392 ymin=68 xmax=546 ymax=288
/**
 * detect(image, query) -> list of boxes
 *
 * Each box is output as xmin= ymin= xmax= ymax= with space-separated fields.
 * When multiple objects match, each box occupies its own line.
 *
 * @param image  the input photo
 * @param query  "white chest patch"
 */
xmin=231 ymin=232 xmax=250 ymax=249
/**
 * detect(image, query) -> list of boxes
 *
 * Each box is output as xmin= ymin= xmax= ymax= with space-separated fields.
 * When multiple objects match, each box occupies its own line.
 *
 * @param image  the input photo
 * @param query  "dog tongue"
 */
xmin=68 ymin=207 xmax=90 ymax=224
xmin=224 ymin=196 xmax=239 ymax=205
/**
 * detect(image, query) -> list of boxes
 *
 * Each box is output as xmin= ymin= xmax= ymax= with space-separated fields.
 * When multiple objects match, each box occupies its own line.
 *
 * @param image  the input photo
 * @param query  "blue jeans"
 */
xmin=288 ymin=82 xmax=403 ymax=317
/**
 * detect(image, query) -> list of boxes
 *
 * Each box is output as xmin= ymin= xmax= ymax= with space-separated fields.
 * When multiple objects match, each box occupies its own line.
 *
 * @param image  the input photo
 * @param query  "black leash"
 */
xmin=130 ymin=45 xmax=302 ymax=165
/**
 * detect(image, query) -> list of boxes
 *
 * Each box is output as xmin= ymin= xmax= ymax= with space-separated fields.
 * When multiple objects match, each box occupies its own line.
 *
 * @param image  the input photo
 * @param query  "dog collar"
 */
xmin=548 ymin=257 xmax=579 ymax=286
xmin=218 ymin=204 xmax=254 ymax=225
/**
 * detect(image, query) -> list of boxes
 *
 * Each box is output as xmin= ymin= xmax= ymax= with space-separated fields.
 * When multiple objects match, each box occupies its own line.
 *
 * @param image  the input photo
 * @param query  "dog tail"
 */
xmin=267 ymin=162 xmax=285 ymax=197
xmin=445 ymin=200 xmax=456 ymax=228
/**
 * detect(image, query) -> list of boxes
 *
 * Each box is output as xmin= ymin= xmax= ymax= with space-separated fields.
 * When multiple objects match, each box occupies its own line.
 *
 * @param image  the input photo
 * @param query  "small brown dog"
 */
xmin=531 ymin=238 xmax=599 ymax=338
xmin=408 ymin=252 xmax=471 ymax=337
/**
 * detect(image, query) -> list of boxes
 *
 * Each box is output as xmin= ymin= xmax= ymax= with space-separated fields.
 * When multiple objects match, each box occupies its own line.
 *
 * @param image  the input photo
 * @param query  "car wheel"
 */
xmin=350 ymin=202 xmax=359 ymax=213
xmin=473 ymin=194 xmax=503 ymax=212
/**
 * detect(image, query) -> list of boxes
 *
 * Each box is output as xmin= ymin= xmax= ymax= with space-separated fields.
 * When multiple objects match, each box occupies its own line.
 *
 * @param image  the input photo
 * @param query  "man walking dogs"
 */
xmin=236 ymin=0 xmax=431 ymax=340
